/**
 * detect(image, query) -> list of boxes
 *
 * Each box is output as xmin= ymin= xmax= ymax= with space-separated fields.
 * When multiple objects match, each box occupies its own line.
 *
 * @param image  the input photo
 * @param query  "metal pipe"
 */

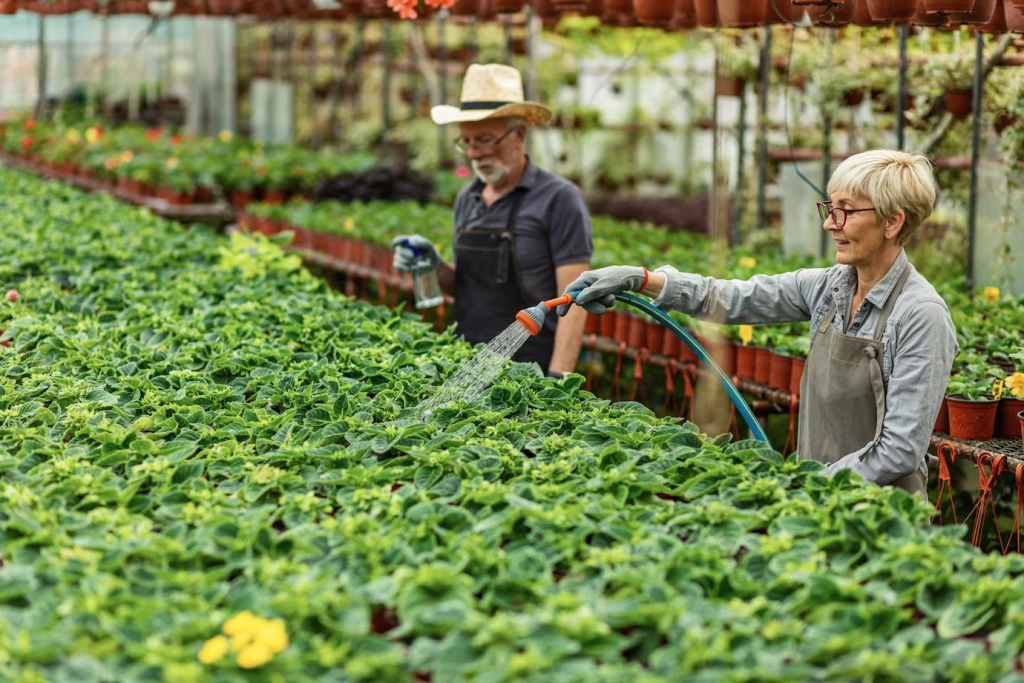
xmin=819 ymin=28 xmax=834 ymax=258
xmin=382 ymin=20 xmax=392 ymax=135
xmin=896 ymin=24 xmax=907 ymax=150
xmin=438 ymin=12 xmax=448 ymax=168
xmin=966 ymin=31 xmax=984 ymax=291
xmin=733 ymin=80 xmax=746 ymax=247
xmin=756 ymin=25 xmax=772 ymax=233
xmin=502 ymin=14 xmax=511 ymax=65
xmin=34 ymin=13 xmax=46 ymax=120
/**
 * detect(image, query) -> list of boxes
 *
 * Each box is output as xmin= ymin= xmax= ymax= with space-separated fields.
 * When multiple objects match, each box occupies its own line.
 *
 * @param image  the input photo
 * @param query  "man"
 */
xmin=392 ymin=63 xmax=592 ymax=377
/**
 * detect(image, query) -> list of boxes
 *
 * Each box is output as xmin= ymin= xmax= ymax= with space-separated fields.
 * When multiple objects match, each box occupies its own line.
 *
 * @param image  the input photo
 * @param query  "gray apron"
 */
xmin=797 ymin=265 xmax=927 ymax=498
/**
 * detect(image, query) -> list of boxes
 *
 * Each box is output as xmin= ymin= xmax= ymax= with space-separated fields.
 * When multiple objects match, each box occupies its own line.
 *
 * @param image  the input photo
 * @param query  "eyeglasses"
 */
xmin=816 ymin=201 xmax=875 ymax=228
xmin=453 ymin=126 xmax=519 ymax=154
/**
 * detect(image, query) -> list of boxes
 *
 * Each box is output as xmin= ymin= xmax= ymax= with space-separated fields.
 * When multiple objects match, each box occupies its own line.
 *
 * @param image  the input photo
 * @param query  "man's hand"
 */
xmin=556 ymin=265 xmax=647 ymax=316
xmin=391 ymin=235 xmax=442 ymax=273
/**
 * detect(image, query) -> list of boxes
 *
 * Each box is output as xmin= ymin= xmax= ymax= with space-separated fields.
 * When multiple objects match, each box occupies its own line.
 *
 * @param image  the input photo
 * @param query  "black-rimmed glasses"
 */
xmin=453 ymin=126 xmax=519 ymax=154
xmin=816 ymin=201 xmax=875 ymax=228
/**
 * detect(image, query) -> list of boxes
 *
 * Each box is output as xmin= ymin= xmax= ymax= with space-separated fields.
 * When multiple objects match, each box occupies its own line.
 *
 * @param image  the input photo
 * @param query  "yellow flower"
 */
xmin=219 ymin=130 xmax=234 ymax=143
xmin=120 ymin=150 xmax=134 ymax=163
xmin=236 ymin=642 xmax=274 ymax=669
xmin=85 ymin=126 xmax=101 ymax=143
xmin=739 ymin=257 xmax=757 ymax=268
xmin=197 ymin=635 xmax=229 ymax=664
xmin=1007 ymin=373 xmax=1024 ymax=400
xmin=343 ymin=218 xmax=355 ymax=232
xmin=984 ymin=286 xmax=1000 ymax=302
xmin=256 ymin=618 xmax=289 ymax=654
xmin=65 ymin=129 xmax=81 ymax=143
xmin=222 ymin=610 xmax=259 ymax=637
xmin=165 ymin=157 xmax=179 ymax=170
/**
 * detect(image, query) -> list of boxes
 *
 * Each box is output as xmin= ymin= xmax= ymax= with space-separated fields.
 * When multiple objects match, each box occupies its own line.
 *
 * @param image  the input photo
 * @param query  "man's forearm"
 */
xmin=549 ymin=306 xmax=587 ymax=374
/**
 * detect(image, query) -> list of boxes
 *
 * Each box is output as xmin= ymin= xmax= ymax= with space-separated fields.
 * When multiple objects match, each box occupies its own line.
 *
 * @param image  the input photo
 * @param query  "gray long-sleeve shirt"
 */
xmin=650 ymin=249 xmax=959 ymax=486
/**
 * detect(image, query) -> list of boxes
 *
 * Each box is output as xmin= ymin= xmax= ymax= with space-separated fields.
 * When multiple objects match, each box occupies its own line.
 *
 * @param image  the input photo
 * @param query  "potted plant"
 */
xmin=714 ymin=33 xmax=759 ymax=99
xmin=945 ymin=369 xmax=1000 ymax=441
xmin=929 ymin=53 xmax=976 ymax=119
xmin=994 ymin=362 xmax=1024 ymax=439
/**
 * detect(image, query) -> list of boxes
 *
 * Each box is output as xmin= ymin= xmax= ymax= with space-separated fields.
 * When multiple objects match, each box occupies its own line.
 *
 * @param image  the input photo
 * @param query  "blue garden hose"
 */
xmin=523 ymin=290 xmax=770 ymax=444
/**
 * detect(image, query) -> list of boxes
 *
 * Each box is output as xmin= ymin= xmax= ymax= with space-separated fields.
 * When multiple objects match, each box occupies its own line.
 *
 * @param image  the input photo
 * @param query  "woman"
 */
xmin=559 ymin=150 xmax=958 ymax=498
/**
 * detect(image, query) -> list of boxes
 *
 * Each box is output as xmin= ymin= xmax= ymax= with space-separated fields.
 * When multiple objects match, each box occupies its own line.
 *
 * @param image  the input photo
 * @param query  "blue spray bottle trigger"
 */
xmin=399 ymin=238 xmax=424 ymax=257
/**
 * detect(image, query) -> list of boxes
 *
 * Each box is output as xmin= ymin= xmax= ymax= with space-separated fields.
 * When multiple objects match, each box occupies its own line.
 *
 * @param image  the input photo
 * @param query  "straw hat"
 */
xmin=430 ymin=64 xmax=552 ymax=127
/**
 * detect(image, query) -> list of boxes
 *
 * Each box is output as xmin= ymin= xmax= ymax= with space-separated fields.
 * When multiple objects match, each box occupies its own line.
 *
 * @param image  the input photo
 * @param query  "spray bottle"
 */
xmin=399 ymin=238 xmax=444 ymax=309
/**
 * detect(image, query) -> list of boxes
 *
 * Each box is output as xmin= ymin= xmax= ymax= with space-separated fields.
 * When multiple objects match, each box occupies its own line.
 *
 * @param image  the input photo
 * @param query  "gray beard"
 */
xmin=472 ymin=162 xmax=509 ymax=187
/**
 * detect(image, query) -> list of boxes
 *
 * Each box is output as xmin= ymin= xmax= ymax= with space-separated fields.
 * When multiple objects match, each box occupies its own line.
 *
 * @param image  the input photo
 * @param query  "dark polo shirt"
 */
xmin=452 ymin=158 xmax=594 ymax=338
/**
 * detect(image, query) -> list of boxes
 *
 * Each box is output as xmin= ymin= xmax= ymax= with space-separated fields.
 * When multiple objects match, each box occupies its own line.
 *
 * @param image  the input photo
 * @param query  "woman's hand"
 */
xmin=556 ymin=266 xmax=648 ymax=316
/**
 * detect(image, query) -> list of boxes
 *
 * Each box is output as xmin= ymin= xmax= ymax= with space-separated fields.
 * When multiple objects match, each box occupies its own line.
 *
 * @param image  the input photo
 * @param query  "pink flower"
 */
xmin=455 ymin=166 xmax=471 ymax=179
xmin=6 ymin=290 xmax=18 ymax=303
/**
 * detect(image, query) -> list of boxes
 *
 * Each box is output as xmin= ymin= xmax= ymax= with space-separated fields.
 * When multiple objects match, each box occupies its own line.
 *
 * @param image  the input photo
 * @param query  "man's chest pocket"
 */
xmin=512 ymin=222 xmax=551 ymax=275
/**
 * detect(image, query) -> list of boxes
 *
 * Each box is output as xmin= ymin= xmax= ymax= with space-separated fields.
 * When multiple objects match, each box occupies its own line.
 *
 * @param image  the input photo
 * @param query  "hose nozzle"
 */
xmin=515 ymin=292 xmax=579 ymax=336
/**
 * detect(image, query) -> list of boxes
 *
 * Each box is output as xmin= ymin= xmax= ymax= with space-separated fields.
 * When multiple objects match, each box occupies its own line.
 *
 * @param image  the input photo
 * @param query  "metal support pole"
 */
xmin=34 ymin=14 xmax=46 ymax=120
xmin=382 ymin=20 xmax=392 ymax=136
xmin=328 ymin=25 xmax=342 ymax=145
xmin=502 ymin=15 xmax=512 ymax=65
xmin=101 ymin=14 xmax=109 ymax=116
xmin=966 ymin=31 xmax=985 ymax=291
xmin=733 ymin=84 xmax=747 ymax=247
xmin=438 ymin=13 xmax=448 ymax=168
xmin=407 ymin=22 xmax=418 ymax=124
xmin=525 ymin=6 xmax=538 ymax=159
xmin=309 ymin=21 xmax=318 ymax=148
xmin=756 ymin=25 xmax=772 ymax=234
xmin=66 ymin=12 xmax=73 ymax=106
xmin=819 ymin=29 xmax=835 ymax=258
xmin=896 ymin=24 xmax=907 ymax=150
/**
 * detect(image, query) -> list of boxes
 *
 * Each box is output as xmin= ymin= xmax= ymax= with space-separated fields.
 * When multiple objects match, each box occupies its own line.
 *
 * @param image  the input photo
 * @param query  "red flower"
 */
xmin=20 ymin=135 xmax=33 ymax=150
xmin=146 ymin=128 xmax=164 ymax=142
xmin=23 ymin=119 xmax=36 ymax=131
xmin=169 ymin=135 xmax=182 ymax=146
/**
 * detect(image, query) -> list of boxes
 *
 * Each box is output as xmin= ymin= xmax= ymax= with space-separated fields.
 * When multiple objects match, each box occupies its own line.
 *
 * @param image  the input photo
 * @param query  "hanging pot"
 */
xmin=949 ymin=0 xmax=995 ymax=22
xmin=1006 ymin=0 xmax=1024 ymax=30
xmin=811 ymin=0 xmax=857 ymax=24
xmin=452 ymin=0 xmax=481 ymax=15
xmin=945 ymin=88 xmax=972 ymax=117
xmin=913 ymin=0 xmax=951 ymax=22
xmin=854 ymin=0 xmax=892 ymax=23
xmin=794 ymin=0 xmax=842 ymax=4
xmin=693 ymin=0 xmax=716 ymax=25
xmin=493 ymin=0 xmax=525 ymax=10
xmin=767 ymin=0 xmax=800 ymax=22
xmin=978 ymin=0 xmax=1008 ymax=30
xmin=922 ymin=0 xmax=977 ymax=12
xmin=717 ymin=0 xmax=768 ymax=25
xmin=634 ymin=0 xmax=674 ymax=24
xmin=715 ymin=75 xmax=745 ymax=97
xmin=0 ymin=0 xmax=17 ymax=13
xmin=866 ymin=0 xmax=917 ymax=20
xmin=670 ymin=0 xmax=698 ymax=27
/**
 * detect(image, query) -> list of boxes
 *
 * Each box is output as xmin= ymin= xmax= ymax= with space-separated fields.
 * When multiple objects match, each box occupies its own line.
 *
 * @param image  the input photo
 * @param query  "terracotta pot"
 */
xmin=946 ymin=89 xmax=972 ymax=118
xmin=614 ymin=311 xmax=631 ymax=345
xmin=1019 ymin=411 xmax=1024 ymax=451
xmin=769 ymin=352 xmax=793 ymax=391
xmin=946 ymin=395 xmax=999 ymax=441
xmin=0 ymin=1 xmax=18 ymax=14
xmin=584 ymin=312 xmax=600 ymax=336
xmin=628 ymin=315 xmax=647 ymax=348
xmin=979 ymin=0 xmax=1008 ymax=30
xmin=715 ymin=75 xmax=745 ymax=98
xmin=922 ymin=0 xmax=978 ymax=12
xmin=493 ymin=0 xmax=525 ymax=11
xmin=1006 ymin=0 xmax=1024 ymax=31
xmin=717 ymin=0 xmax=768 ymax=25
xmin=753 ymin=346 xmax=772 ymax=385
xmin=854 ymin=0 xmax=892 ymax=23
xmin=934 ymin=396 xmax=949 ymax=432
xmin=735 ymin=344 xmax=757 ymax=380
xmin=230 ymin=190 xmax=253 ymax=208
xmin=599 ymin=311 xmax=618 ymax=339
xmin=995 ymin=397 xmax=1024 ymax=438
xmin=914 ymin=0 xmax=951 ymax=22
xmin=263 ymin=189 xmax=286 ymax=205
xmin=634 ymin=0 xmax=674 ymax=24
xmin=312 ymin=230 xmax=333 ymax=255
xmin=843 ymin=88 xmax=866 ymax=107
xmin=810 ymin=0 xmax=858 ymax=24
xmin=678 ymin=332 xmax=698 ymax=363
xmin=866 ymin=0 xmax=917 ymax=21
xmin=452 ymin=0 xmax=481 ymax=13
xmin=789 ymin=356 xmax=805 ymax=396
xmin=709 ymin=337 xmax=737 ymax=376
xmin=670 ymin=0 xmax=698 ymax=27
xmin=949 ymin=0 xmax=995 ymax=21
xmin=693 ymin=0 xmax=716 ymax=25
xmin=662 ymin=328 xmax=681 ymax=358
xmin=646 ymin=320 xmax=665 ymax=352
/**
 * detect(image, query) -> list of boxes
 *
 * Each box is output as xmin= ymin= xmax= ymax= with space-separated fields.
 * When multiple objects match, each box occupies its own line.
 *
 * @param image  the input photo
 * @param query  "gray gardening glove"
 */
xmin=556 ymin=265 xmax=648 ymax=316
xmin=391 ymin=234 xmax=442 ymax=273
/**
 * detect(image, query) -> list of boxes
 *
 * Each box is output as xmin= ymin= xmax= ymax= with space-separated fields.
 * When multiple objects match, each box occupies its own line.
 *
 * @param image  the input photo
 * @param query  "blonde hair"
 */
xmin=826 ymin=150 xmax=937 ymax=245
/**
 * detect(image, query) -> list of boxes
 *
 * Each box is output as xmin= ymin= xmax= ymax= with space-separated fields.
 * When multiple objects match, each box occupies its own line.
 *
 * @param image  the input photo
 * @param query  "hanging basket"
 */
xmin=949 ymin=0 xmax=996 ymax=22
xmin=634 ymin=0 xmax=674 ymax=24
xmin=922 ymin=0 xmax=977 ymax=12
xmin=913 ymin=0 xmax=950 ymax=22
xmin=0 ymin=0 xmax=17 ymax=13
xmin=715 ymin=75 xmax=745 ymax=97
xmin=767 ymin=0 xmax=800 ymax=22
xmin=717 ymin=0 xmax=768 ymax=26
xmin=865 ymin=0 xmax=917 ymax=21
xmin=493 ymin=0 xmax=525 ymax=12
xmin=670 ymin=0 xmax=697 ymax=27
xmin=853 ymin=0 xmax=892 ymax=23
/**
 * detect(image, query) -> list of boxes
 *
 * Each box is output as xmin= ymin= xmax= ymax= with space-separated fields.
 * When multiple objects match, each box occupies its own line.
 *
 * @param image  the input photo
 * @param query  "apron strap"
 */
xmin=872 ymin=262 xmax=911 ymax=342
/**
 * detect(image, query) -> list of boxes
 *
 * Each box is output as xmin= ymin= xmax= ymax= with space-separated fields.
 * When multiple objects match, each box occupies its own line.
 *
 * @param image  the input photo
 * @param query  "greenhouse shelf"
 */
xmin=930 ymin=434 xmax=1024 ymax=471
